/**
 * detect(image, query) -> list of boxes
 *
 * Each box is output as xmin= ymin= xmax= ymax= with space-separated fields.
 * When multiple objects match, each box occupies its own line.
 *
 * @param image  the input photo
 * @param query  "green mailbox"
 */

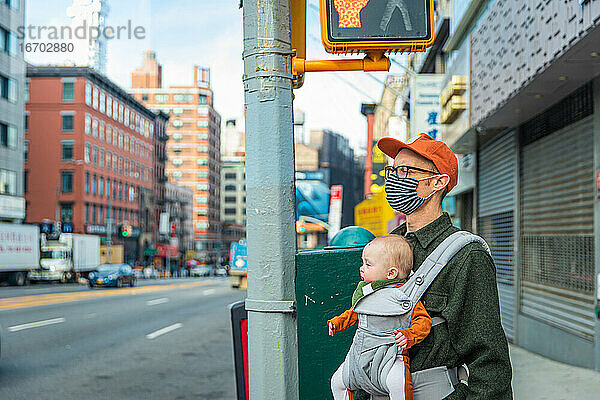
xmin=296 ymin=226 xmax=374 ymax=400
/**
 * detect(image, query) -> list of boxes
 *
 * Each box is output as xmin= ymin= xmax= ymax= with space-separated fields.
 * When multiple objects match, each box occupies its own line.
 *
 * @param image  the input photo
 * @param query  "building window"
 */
xmin=198 ymin=132 xmax=208 ymax=140
xmin=0 ymin=75 xmax=17 ymax=102
xmin=198 ymin=94 xmax=207 ymax=105
xmin=62 ymin=82 xmax=74 ymax=102
xmin=224 ymin=208 xmax=236 ymax=215
xmin=197 ymin=145 xmax=209 ymax=153
xmin=174 ymin=94 xmax=193 ymax=103
xmin=225 ymin=196 xmax=236 ymax=203
xmin=197 ymin=171 xmax=209 ymax=179
xmin=99 ymin=177 xmax=104 ymax=197
xmin=224 ymin=172 xmax=237 ymax=180
xmin=85 ymin=82 xmax=92 ymax=105
xmin=61 ymin=141 xmax=74 ymax=161
xmin=99 ymin=148 xmax=104 ymax=168
xmin=172 ymin=158 xmax=183 ymax=166
xmin=172 ymin=146 xmax=182 ymax=154
xmin=85 ymin=172 xmax=89 ymax=194
xmin=0 ymin=123 xmax=16 ymax=149
xmin=113 ymin=100 xmax=118 ymax=120
xmin=155 ymin=94 xmax=169 ymax=103
xmin=113 ymin=129 xmax=118 ymax=146
xmin=142 ymin=94 xmax=148 ymax=101
xmin=172 ymin=120 xmax=183 ymax=128
xmin=106 ymin=178 xmax=110 ymax=198
xmin=225 ymin=185 xmax=236 ymax=191
xmin=92 ymin=205 xmax=97 ymax=224
xmin=100 ymin=91 xmax=105 ymax=113
xmin=197 ymin=120 xmax=209 ymax=128
xmin=61 ymin=171 xmax=73 ymax=193
xmin=93 ymin=145 xmax=98 ymax=165
xmin=62 ymin=115 xmax=74 ymax=132
xmin=24 ymin=140 xmax=28 ymax=161
xmin=99 ymin=121 xmax=105 ymax=141
xmin=198 ymin=105 xmax=208 ymax=115
xmin=92 ymin=118 xmax=98 ymax=137
xmin=85 ymin=114 xmax=91 ymax=135
xmin=197 ymin=159 xmax=208 ymax=166
xmin=85 ymin=142 xmax=90 ymax=163
xmin=106 ymin=96 xmax=112 ymax=117
xmin=93 ymin=86 xmax=99 ymax=109
xmin=118 ymin=182 xmax=122 ymax=201
xmin=106 ymin=151 xmax=111 ymax=169
xmin=124 ymin=108 xmax=129 ymax=126
xmin=0 ymin=169 xmax=16 ymax=195
xmin=61 ymin=203 xmax=73 ymax=223
xmin=118 ymin=104 xmax=123 ymax=123
xmin=172 ymin=133 xmax=182 ymax=141
xmin=172 ymin=171 xmax=182 ymax=180
xmin=92 ymin=174 xmax=97 ymax=196
xmin=98 ymin=206 xmax=103 ymax=223
xmin=24 ymin=114 xmax=28 ymax=131
xmin=106 ymin=125 xmax=112 ymax=144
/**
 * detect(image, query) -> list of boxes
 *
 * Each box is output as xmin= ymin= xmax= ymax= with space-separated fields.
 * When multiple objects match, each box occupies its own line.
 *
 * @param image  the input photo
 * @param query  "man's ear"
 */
xmin=432 ymin=174 xmax=450 ymax=191
xmin=387 ymin=267 xmax=399 ymax=279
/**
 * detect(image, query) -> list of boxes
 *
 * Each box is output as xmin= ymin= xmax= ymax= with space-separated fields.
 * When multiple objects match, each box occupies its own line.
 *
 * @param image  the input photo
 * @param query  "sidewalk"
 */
xmin=511 ymin=344 xmax=600 ymax=399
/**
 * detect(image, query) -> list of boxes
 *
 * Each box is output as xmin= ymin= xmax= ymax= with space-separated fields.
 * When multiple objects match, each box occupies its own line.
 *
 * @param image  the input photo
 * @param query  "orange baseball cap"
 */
xmin=377 ymin=133 xmax=459 ymax=192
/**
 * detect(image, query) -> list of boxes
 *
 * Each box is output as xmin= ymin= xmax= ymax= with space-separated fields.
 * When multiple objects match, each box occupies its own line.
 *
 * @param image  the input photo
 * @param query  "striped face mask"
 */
xmin=385 ymin=173 xmax=440 ymax=215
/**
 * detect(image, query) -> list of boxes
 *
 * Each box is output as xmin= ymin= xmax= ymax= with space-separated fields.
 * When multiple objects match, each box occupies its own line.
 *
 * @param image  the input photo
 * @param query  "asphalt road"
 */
xmin=0 ymin=278 xmax=246 ymax=400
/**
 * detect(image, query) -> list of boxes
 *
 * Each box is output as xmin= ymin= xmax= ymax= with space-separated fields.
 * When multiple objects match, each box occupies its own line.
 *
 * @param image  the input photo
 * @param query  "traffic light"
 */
xmin=320 ymin=0 xmax=434 ymax=54
xmin=120 ymin=224 xmax=132 ymax=238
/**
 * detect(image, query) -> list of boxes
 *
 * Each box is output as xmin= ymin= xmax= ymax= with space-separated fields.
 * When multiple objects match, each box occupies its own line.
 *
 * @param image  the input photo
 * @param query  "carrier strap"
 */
xmin=402 ymin=231 xmax=490 ymax=313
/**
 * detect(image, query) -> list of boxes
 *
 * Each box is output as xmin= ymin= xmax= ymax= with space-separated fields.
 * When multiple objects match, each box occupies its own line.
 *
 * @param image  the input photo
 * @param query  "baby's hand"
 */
xmin=328 ymin=321 xmax=335 ymax=336
xmin=394 ymin=329 xmax=407 ymax=349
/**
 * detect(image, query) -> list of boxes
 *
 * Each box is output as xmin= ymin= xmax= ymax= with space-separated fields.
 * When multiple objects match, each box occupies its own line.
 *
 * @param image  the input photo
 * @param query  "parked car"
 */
xmin=215 ymin=266 xmax=228 ymax=276
xmin=190 ymin=265 xmax=212 ymax=277
xmin=88 ymin=264 xmax=136 ymax=288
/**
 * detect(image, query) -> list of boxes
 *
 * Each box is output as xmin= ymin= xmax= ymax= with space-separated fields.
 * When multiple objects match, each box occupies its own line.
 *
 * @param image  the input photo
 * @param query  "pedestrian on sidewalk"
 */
xmin=369 ymin=133 xmax=513 ymax=399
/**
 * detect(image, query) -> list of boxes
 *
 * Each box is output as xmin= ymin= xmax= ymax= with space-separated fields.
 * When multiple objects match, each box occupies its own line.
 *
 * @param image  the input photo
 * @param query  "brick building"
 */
xmin=25 ymin=66 xmax=158 ymax=263
xmin=129 ymin=51 xmax=222 ymax=263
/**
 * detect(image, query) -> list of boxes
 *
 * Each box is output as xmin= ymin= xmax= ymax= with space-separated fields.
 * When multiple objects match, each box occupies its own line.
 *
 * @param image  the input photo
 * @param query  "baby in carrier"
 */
xmin=328 ymin=235 xmax=432 ymax=400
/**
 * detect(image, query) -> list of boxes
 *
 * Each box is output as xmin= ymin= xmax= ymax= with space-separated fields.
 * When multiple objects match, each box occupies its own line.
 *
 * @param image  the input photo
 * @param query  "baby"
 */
xmin=328 ymin=235 xmax=432 ymax=400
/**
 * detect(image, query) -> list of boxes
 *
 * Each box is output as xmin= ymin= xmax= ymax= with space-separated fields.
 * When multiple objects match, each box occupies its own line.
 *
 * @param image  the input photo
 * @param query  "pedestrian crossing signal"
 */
xmin=120 ymin=225 xmax=132 ymax=238
xmin=320 ymin=0 xmax=434 ymax=54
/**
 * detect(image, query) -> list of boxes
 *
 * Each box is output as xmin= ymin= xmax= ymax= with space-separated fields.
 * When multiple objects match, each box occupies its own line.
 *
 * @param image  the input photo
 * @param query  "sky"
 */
xmin=25 ymin=0 xmax=409 ymax=154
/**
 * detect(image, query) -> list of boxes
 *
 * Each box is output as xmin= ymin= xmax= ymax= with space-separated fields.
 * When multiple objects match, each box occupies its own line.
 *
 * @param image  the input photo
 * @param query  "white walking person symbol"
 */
xmin=380 ymin=0 xmax=413 ymax=31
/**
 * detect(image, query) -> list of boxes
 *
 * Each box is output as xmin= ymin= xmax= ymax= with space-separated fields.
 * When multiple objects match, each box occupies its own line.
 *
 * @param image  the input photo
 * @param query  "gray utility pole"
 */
xmin=106 ymin=200 xmax=112 ymax=263
xmin=242 ymin=1 xmax=299 ymax=399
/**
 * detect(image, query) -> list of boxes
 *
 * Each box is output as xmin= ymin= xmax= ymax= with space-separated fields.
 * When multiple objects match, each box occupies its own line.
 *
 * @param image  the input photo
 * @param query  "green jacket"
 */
xmin=392 ymin=213 xmax=513 ymax=399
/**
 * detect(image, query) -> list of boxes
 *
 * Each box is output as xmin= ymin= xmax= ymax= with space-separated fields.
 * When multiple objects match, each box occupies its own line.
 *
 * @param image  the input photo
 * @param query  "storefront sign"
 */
xmin=410 ymin=74 xmax=444 ymax=139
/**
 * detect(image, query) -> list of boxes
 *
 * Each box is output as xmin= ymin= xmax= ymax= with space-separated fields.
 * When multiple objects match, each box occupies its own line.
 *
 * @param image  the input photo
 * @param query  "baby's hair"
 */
xmin=369 ymin=235 xmax=413 ymax=278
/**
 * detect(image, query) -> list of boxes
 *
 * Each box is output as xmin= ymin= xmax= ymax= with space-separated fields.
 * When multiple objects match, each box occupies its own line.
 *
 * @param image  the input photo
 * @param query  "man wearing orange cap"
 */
xmin=373 ymin=133 xmax=513 ymax=399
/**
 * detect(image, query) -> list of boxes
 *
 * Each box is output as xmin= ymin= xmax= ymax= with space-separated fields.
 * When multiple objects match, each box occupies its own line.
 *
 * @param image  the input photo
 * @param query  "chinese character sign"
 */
xmin=410 ymin=74 xmax=443 ymax=140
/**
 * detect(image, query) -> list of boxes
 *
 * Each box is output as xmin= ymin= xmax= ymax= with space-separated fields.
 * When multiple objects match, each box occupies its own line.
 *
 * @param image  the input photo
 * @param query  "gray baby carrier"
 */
xmin=341 ymin=231 xmax=490 ymax=396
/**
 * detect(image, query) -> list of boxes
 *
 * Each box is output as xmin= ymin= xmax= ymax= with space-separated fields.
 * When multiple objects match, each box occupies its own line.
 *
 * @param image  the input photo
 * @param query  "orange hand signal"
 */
xmin=334 ymin=0 xmax=371 ymax=28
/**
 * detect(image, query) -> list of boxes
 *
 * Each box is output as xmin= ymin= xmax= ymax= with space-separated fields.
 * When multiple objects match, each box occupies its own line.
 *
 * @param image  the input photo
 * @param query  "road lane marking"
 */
xmin=0 ymin=281 xmax=215 ymax=311
xmin=146 ymin=297 xmax=169 ymax=306
xmin=203 ymin=289 xmax=216 ymax=296
xmin=8 ymin=317 xmax=66 ymax=332
xmin=85 ymin=313 xmax=97 ymax=319
xmin=146 ymin=323 xmax=182 ymax=340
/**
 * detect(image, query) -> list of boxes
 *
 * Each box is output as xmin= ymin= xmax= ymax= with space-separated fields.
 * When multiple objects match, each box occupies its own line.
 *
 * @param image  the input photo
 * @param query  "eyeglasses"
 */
xmin=384 ymin=165 xmax=438 ymax=179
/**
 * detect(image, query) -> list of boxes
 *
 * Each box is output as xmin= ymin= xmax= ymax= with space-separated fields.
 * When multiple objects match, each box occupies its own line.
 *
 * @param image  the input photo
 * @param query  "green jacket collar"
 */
xmin=391 ymin=213 xmax=453 ymax=249
xmin=351 ymin=277 xmax=406 ymax=309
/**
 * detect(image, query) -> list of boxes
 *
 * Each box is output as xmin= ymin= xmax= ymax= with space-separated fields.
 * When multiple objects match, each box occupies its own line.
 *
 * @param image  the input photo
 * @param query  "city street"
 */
xmin=0 ymin=278 xmax=245 ymax=400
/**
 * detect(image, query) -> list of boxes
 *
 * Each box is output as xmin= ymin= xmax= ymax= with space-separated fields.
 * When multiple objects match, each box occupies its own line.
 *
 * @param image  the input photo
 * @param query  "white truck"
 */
xmin=0 ymin=223 xmax=40 ymax=286
xmin=29 ymin=233 xmax=100 ymax=283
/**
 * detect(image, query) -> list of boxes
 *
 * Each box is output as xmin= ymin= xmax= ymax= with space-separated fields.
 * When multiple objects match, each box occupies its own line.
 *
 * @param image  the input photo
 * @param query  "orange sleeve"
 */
xmin=328 ymin=309 xmax=358 ymax=333
xmin=398 ymin=300 xmax=432 ymax=349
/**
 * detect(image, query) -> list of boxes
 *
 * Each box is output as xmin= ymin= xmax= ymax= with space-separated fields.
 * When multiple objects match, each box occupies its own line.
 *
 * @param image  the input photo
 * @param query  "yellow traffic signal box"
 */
xmin=320 ymin=0 xmax=435 ymax=54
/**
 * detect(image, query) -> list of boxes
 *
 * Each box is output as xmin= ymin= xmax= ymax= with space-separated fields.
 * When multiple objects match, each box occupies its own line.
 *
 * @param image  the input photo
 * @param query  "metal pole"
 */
xmin=107 ymin=200 xmax=112 ymax=263
xmin=242 ymin=1 xmax=298 ymax=399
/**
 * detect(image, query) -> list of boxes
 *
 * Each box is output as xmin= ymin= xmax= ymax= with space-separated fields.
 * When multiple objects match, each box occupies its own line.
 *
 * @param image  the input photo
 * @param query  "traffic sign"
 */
xmin=320 ymin=0 xmax=434 ymax=54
